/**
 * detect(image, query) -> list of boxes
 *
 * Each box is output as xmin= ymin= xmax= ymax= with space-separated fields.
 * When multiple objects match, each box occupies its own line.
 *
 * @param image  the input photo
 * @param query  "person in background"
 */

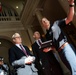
xmin=32 ymin=31 xmax=63 ymax=75
xmin=41 ymin=0 xmax=76 ymax=75
xmin=9 ymin=33 xmax=38 ymax=75
xmin=0 ymin=57 xmax=9 ymax=75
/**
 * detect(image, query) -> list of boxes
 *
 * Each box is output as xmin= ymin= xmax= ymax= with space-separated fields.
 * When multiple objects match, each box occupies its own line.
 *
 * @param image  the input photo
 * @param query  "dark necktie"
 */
xmin=38 ymin=40 xmax=42 ymax=46
xmin=20 ymin=45 xmax=28 ymax=57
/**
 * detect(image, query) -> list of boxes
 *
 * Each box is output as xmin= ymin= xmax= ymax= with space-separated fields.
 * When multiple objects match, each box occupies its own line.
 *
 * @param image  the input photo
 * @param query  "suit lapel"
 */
xmin=14 ymin=45 xmax=26 ymax=55
xmin=35 ymin=38 xmax=44 ymax=47
xmin=35 ymin=42 xmax=39 ymax=47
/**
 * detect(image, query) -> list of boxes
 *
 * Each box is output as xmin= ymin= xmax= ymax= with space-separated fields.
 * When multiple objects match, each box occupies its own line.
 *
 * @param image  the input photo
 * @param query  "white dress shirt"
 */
xmin=15 ymin=44 xmax=25 ymax=51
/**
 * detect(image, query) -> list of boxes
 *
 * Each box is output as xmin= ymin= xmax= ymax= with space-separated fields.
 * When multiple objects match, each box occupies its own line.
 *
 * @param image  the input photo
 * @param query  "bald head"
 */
xmin=33 ymin=31 xmax=41 ymax=40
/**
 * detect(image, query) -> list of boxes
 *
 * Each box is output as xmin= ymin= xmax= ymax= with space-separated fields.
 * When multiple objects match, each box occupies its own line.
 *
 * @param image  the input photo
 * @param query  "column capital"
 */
xmin=33 ymin=8 xmax=46 ymax=34
xmin=33 ymin=8 xmax=43 ymax=16
xmin=35 ymin=8 xmax=43 ymax=12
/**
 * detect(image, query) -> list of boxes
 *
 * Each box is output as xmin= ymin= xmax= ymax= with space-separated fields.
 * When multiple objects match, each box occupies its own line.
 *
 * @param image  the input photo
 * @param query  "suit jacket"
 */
xmin=32 ymin=38 xmax=63 ymax=75
xmin=9 ymin=45 xmax=32 ymax=64
xmin=32 ymin=38 xmax=55 ymax=75
xmin=32 ymin=38 xmax=49 ymax=64
xmin=9 ymin=45 xmax=38 ymax=75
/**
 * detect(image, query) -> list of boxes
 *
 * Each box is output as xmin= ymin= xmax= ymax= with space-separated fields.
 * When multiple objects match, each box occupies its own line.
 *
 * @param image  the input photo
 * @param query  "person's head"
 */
xmin=0 ymin=57 xmax=4 ymax=65
xmin=33 ymin=31 xmax=41 ymax=40
xmin=12 ymin=33 xmax=22 ymax=44
xmin=41 ymin=17 xmax=50 ymax=30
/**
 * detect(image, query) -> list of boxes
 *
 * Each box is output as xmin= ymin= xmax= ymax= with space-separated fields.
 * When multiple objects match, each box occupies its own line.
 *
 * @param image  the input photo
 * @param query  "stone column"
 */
xmin=27 ymin=27 xmax=35 ymax=44
xmin=35 ymin=8 xmax=46 ymax=34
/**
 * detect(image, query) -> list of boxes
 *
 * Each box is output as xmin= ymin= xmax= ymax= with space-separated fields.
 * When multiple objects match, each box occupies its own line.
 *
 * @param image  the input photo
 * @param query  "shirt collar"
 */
xmin=35 ymin=39 xmax=41 ymax=42
xmin=15 ymin=44 xmax=22 ymax=49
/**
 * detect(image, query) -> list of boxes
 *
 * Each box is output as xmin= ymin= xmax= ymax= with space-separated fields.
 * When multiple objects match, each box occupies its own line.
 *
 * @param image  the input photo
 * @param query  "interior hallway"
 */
xmin=0 ymin=0 xmax=76 ymax=75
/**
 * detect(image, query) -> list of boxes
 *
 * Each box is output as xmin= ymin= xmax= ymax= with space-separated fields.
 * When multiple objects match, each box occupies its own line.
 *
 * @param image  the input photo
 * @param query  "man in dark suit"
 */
xmin=9 ymin=33 xmax=38 ymax=75
xmin=32 ymin=31 xmax=63 ymax=75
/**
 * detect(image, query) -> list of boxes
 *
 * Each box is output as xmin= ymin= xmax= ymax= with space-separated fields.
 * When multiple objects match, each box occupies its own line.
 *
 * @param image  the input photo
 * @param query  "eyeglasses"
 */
xmin=14 ymin=36 xmax=21 ymax=39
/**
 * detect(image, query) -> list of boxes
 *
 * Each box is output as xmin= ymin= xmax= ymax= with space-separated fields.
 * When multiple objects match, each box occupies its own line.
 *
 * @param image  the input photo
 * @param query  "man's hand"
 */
xmin=43 ymin=47 xmax=55 ymax=53
xmin=25 ymin=56 xmax=35 ymax=64
xmin=68 ymin=0 xmax=74 ymax=4
xmin=65 ymin=0 xmax=74 ymax=24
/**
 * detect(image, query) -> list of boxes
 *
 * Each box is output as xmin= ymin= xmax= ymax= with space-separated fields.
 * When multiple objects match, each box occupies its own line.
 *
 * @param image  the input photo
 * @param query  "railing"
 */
xmin=0 ymin=16 xmax=20 ymax=21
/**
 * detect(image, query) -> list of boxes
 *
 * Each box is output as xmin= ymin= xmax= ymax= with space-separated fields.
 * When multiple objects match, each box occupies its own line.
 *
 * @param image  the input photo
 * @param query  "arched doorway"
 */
xmin=0 ymin=36 xmax=14 ymax=66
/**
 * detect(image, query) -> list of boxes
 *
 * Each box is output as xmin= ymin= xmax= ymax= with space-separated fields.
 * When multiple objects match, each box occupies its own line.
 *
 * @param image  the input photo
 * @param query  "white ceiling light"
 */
xmin=0 ymin=42 xmax=1 ymax=44
xmin=16 ymin=6 xmax=18 ymax=9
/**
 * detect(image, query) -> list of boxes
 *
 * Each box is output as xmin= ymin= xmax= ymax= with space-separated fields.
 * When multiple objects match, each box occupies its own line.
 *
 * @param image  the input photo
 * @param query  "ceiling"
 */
xmin=20 ymin=0 xmax=67 ymax=34
xmin=0 ymin=0 xmax=76 ymax=33
xmin=0 ymin=0 xmax=26 ymax=15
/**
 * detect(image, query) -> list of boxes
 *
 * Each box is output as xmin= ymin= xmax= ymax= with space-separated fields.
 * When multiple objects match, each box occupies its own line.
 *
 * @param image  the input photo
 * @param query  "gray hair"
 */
xmin=12 ymin=33 xmax=21 ymax=39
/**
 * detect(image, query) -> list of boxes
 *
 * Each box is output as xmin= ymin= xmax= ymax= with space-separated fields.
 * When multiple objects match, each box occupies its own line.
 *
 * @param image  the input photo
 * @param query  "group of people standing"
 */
xmin=8 ymin=0 xmax=76 ymax=75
